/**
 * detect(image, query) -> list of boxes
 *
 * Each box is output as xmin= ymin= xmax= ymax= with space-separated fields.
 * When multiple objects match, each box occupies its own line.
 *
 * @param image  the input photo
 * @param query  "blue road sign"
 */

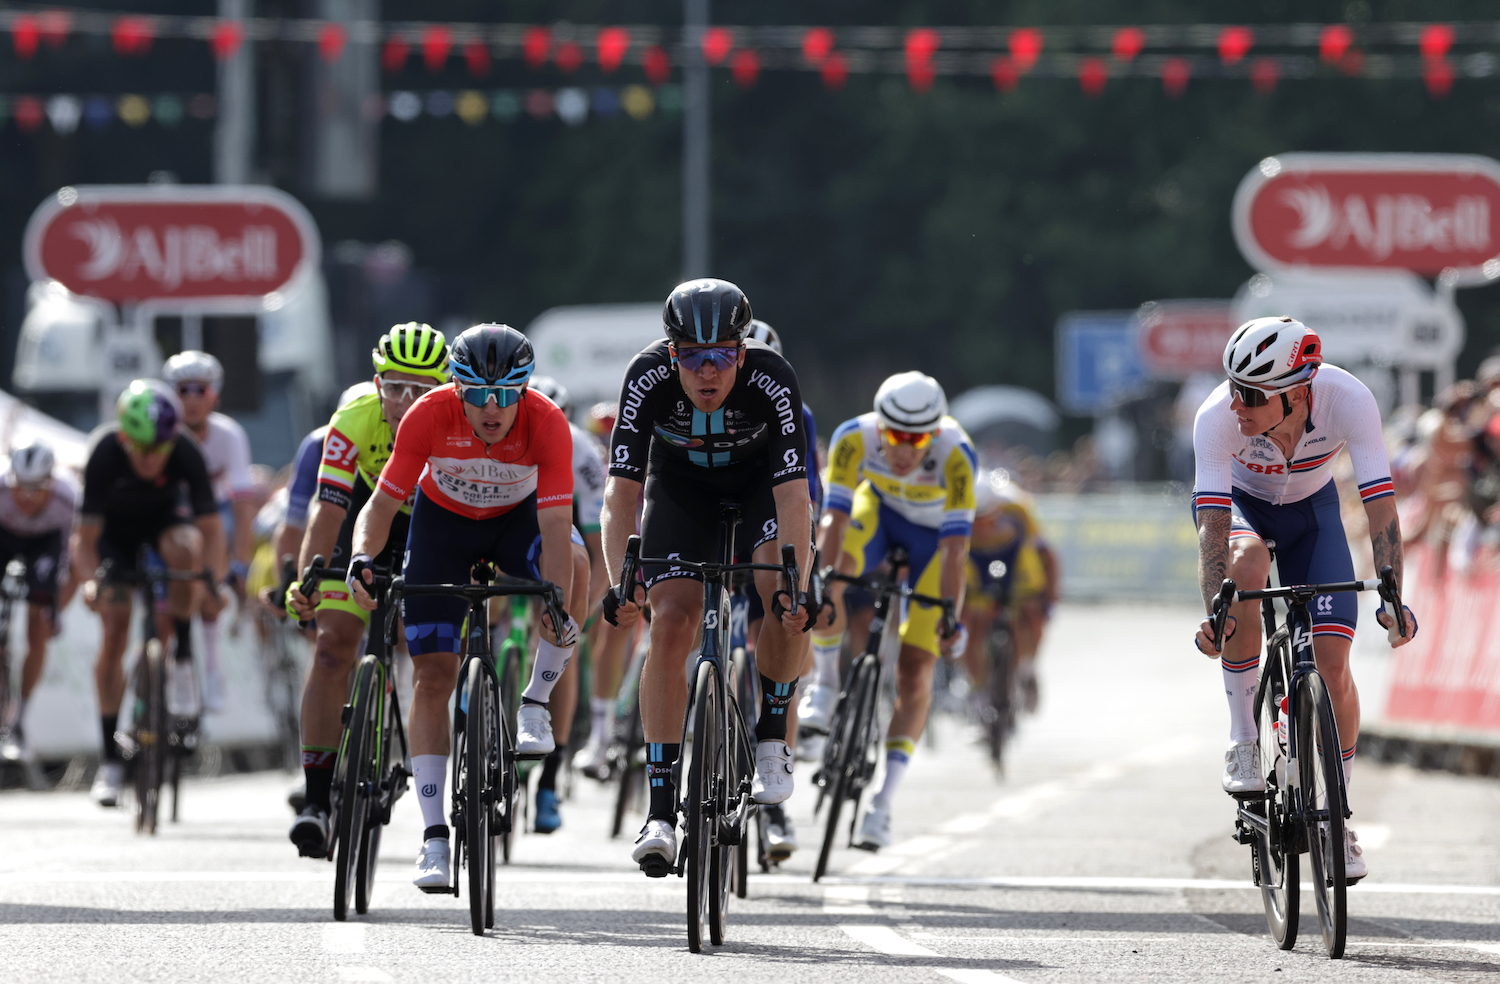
xmin=1055 ymin=311 xmax=1149 ymax=416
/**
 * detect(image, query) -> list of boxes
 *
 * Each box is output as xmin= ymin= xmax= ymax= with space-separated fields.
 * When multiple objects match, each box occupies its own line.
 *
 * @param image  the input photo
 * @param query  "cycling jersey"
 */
xmin=570 ymin=422 xmax=606 ymax=534
xmin=81 ymin=425 xmax=217 ymax=524
xmin=194 ymin=412 xmax=255 ymax=506
xmin=378 ymin=386 xmax=573 ymax=522
xmin=317 ymin=390 xmax=400 ymax=513
xmin=1192 ymin=364 xmax=1395 ymax=515
xmin=0 ymin=474 xmax=79 ymax=539
xmin=0 ymin=475 xmax=79 ymax=606
xmin=825 ymin=413 xmax=978 ymax=538
xmin=284 ymin=426 xmax=326 ymax=530
xmin=608 ymin=339 xmax=808 ymax=488
xmin=967 ymin=485 xmax=1048 ymax=601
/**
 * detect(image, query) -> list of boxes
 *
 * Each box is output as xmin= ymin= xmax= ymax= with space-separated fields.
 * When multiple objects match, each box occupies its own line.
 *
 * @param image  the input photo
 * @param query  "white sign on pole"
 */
xmin=525 ymin=304 xmax=665 ymax=411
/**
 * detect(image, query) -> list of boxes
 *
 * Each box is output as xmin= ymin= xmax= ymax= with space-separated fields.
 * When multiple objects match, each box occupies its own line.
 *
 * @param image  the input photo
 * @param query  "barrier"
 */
xmin=1033 ymin=486 xmax=1199 ymax=602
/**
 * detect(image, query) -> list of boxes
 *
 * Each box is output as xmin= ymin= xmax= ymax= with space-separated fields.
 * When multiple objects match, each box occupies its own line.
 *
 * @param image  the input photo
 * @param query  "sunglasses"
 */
xmin=378 ymin=378 xmax=441 ymax=402
xmin=12 ymin=480 xmax=51 ymax=494
xmin=175 ymin=382 xmax=213 ymax=398
xmin=672 ymin=344 xmax=741 ymax=373
xmin=125 ymin=437 xmax=175 ymax=456
xmin=458 ymin=383 xmax=524 ymax=408
xmin=880 ymin=426 xmax=936 ymax=450
xmin=1231 ymin=381 xmax=1275 ymax=408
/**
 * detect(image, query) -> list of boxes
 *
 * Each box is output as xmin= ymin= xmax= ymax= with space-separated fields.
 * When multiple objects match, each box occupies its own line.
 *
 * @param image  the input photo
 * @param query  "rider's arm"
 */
xmin=71 ymin=516 xmax=102 ymax=584
xmin=297 ymin=498 xmax=346 ymax=575
xmin=601 ymin=476 xmax=642 ymax=587
xmin=771 ymin=480 xmax=813 ymax=591
xmin=196 ymin=512 xmax=228 ymax=581
xmin=179 ymin=443 xmax=227 ymax=581
xmin=817 ymin=418 xmax=863 ymax=567
xmin=939 ymin=440 xmax=978 ymax=609
xmin=349 ymin=488 xmax=402 ymax=563
xmin=584 ymin=530 xmax=608 ymax=610
xmin=538 ymin=505 xmax=575 ymax=637
xmin=1037 ymin=541 xmax=1060 ymax=608
xmin=937 ymin=533 xmax=969 ymax=611
xmin=1364 ymin=495 xmax=1403 ymax=591
xmin=815 ymin=509 xmax=850 ymax=570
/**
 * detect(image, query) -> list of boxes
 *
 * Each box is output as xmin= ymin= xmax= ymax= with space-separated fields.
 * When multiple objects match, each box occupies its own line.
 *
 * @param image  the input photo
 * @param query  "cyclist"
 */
xmin=804 ymin=371 xmax=975 ymax=850
xmin=1192 ymin=317 xmax=1418 ymax=885
xmin=162 ymin=351 xmax=253 ymax=711
xmin=600 ymin=279 xmax=815 ymax=875
xmin=743 ymin=318 xmax=822 ymax=860
xmin=285 ymin=324 xmax=449 ymax=857
xmin=338 ymin=324 xmax=579 ymax=889
xmin=0 ymin=441 xmax=80 ymax=759
xmin=527 ymin=375 xmax=609 ymax=833
xmin=73 ymin=380 xmax=225 ymax=806
xmin=961 ymin=469 xmax=1058 ymax=715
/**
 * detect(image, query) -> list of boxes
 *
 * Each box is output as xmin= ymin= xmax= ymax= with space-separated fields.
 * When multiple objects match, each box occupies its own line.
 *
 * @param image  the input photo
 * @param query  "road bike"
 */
xmin=975 ymin=560 xmax=1017 ymax=772
xmin=811 ymin=547 xmax=954 ymax=882
xmin=259 ymin=560 xmax=307 ymax=773
xmin=299 ymin=556 xmax=409 ymax=923
xmin=0 ymin=558 xmax=31 ymax=763
xmin=491 ymin=592 xmax=538 ymax=855
xmin=389 ymin=561 xmax=568 ymax=936
xmin=607 ymin=629 xmax=648 ymax=839
xmin=614 ymin=502 xmax=803 ymax=952
xmin=1211 ymin=553 xmax=1407 ymax=959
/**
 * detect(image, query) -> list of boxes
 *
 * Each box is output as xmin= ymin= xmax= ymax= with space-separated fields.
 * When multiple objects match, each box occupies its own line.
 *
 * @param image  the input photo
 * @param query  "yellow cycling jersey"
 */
xmin=970 ymin=484 xmax=1043 ymax=555
xmin=315 ymin=390 xmax=409 ymax=513
xmin=824 ymin=412 xmax=977 ymax=537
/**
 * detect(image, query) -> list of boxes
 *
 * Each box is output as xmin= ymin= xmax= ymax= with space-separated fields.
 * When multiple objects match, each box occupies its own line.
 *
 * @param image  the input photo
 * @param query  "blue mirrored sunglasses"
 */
xmin=458 ymin=384 xmax=524 ymax=408
xmin=672 ymin=343 xmax=740 ymax=372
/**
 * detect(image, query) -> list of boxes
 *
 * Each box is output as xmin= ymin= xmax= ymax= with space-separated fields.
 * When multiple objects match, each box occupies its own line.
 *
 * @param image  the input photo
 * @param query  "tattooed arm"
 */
xmin=1197 ymin=509 xmax=1232 ymax=613
xmin=1363 ymin=496 xmax=1403 ymax=592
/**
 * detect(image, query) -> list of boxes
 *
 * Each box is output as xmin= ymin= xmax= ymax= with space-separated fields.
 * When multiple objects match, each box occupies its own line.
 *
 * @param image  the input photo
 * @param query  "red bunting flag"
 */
xmin=802 ymin=28 xmax=834 ymax=66
xmin=421 ymin=26 xmax=452 ymax=72
xmin=318 ymin=23 xmax=346 ymax=63
xmin=905 ymin=28 xmax=939 ymax=91
xmin=1078 ymin=57 xmax=1107 ymax=97
xmin=1250 ymin=57 xmax=1279 ymax=93
xmin=1218 ymin=26 xmax=1252 ymax=65
xmin=210 ymin=21 xmax=243 ymax=62
xmin=1009 ymin=28 xmax=1043 ymax=73
xmin=702 ymin=27 xmax=733 ymax=66
xmin=14 ymin=96 xmax=44 ymax=132
xmin=1419 ymin=24 xmax=1454 ymax=62
xmin=821 ymin=51 xmax=848 ymax=90
xmin=381 ymin=37 xmax=409 ymax=73
xmin=1161 ymin=57 xmax=1190 ymax=98
xmin=1112 ymin=27 xmax=1144 ymax=61
xmin=597 ymin=27 xmax=630 ymax=74
xmin=12 ymin=16 xmax=39 ymax=60
xmin=991 ymin=55 xmax=1019 ymax=92
xmin=732 ymin=49 xmax=760 ymax=89
xmin=1425 ymin=59 xmax=1454 ymax=98
xmin=522 ymin=27 xmax=550 ymax=69
xmin=1319 ymin=25 xmax=1351 ymax=64
xmin=464 ymin=41 xmax=490 ymax=77
xmin=555 ymin=41 xmax=583 ymax=73
xmin=643 ymin=45 xmax=671 ymax=84
xmin=111 ymin=17 xmax=153 ymax=57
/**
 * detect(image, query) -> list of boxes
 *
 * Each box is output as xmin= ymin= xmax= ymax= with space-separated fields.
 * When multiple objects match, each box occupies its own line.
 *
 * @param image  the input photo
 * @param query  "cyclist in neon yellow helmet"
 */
xmin=285 ymin=321 xmax=449 ymax=858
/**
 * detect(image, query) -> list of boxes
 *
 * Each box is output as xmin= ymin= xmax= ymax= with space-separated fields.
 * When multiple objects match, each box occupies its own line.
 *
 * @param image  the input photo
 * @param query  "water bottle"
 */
xmin=1272 ymin=695 xmax=1289 ymax=758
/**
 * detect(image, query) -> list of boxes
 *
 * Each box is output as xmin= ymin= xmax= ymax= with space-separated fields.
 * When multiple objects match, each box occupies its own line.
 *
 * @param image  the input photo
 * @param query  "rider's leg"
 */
xmin=959 ymin=597 xmax=992 ymax=692
xmin=156 ymin=523 xmax=205 ymax=662
xmin=583 ymin=618 xmax=629 ymax=760
xmin=871 ymin=641 xmax=939 ymax=810
xmin=1222 ymin=535 xmax=1272 ymax=743
xmin=1312 ymin=634 xmax=1359 ymax=786
xmin=94 ymin=588 xmax=133 ymax=763
xmin=640 ymin=576 xmax=700 ymax=820
xmin=21 ymin=602 xmax=52 ymax=702
xmin=297 ymin=609 xmax=365 ymax=811
xmin=750 ymin=537 xmax=809 ymax=742
xmin=408 ymin=650 xmax=460 ymax=839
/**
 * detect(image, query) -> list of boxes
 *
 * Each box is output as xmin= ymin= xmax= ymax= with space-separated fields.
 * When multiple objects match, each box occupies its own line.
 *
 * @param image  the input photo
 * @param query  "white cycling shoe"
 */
xmin=413 ymin=838 xmax=451 ymax=893
xmin=763 ymin=805 xmax=798 ymax=861
xmin=854 ymin=801 xmax=891 ymax=851
xmin=795 ymin=731 xmax=826 ymax=763
xmin=797 ymin=684 xmax=837 ymax=735
xmin=1222 ymin=739 xmax=1266 ymax=794
xmin=92 ymin=761 xmax=125 ymax=808
xmin=167 ymin=659 xmax=200 ymax=717
xmin=576 ymin=734 xmax=611 ymax=780
xmin=632 ymin=818 xmax=677 ymax=877
xmin=1344 ymin=826 xmax=1368 ymax=885
xmin=516 ymin=703 xmax=555 ymax=756
xmin=751 ymin=739 xmax=794 ymax=804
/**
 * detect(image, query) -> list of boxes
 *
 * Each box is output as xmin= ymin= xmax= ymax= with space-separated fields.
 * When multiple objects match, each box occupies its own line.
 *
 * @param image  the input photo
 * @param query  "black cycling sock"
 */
xmin=755 ymin=675 xmax=797 ymax=742
xmin=538 ymin=744 xmax=567 ymax=791
xmin=646 ymin=742 xmax=680 ymax=821
xmin=173 ymin=620 xmax=193 ymax=663
xmin=100 ymin=714 xmax=121 ymax=762
xmin=423 ymin=824 xmax=449 ymax=841
xmin=302 ymin=746 xmax=335 ymax=811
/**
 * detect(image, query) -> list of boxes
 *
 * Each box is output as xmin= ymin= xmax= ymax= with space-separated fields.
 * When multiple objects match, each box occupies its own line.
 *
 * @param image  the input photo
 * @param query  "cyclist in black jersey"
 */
xmin=600 ymin=279 xmax=815 ymax=873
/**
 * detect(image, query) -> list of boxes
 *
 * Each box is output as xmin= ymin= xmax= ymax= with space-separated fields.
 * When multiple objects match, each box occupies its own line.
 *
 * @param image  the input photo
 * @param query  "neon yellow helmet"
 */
xmin=372 ymin=322 xmax=449 ymax=382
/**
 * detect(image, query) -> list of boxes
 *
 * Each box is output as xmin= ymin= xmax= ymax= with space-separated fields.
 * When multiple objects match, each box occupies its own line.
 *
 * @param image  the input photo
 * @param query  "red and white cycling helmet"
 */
xmin=1222 ymin=316 xmax=1322 ymax=404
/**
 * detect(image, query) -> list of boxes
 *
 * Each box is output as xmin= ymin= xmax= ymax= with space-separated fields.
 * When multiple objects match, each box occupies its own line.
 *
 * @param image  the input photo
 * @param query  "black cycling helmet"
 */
xmin=662 ymin=279 xmax=753 ymax=345
xmin=448 ymin=324 xmax=536 ymax=387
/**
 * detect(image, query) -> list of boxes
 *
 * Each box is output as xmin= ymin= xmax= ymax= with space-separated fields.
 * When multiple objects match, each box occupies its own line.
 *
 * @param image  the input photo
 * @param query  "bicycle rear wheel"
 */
xmin=683 ymin=660 xmax=721 ymax=953
xmin=611 ymin=699 xmax=644 ymax=839
xmin=1299 ymin=670 xmax=1347 ymax=958
xmin=497 ymin=643 xmax=521 ymax=863
xmin=133 ymin=640 xmax=166 ymax=836
xmin=333 ymin=657 xmax=378 ymax=922
xmin=985 ymin=620 xmax=1015 ymax=771
xmin=815 ymin=654 xmax=877 ymax=882
xmin=1252 ymin=644 xmax=1297 ymax=950
xmin=464 ymin=658 xmax=492 ymax=936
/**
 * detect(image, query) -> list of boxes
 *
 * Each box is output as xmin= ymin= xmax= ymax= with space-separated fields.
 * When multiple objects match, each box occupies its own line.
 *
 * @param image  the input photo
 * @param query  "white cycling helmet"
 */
xmin=1222 ymin=317 xmax=1322 ymax=399
xmin=745 ymin=319 xmax=782 ymax=355
xmin=874 ymin=371 xmax=947 ymax=433
xmin=6 ymin=440 xmax=54 ymax=486
xmin=163 ymin=350 xmax=224 ymax=390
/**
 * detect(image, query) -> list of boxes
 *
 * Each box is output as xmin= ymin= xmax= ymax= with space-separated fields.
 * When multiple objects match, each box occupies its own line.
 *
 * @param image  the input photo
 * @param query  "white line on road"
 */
xmin=933 ymin=970 xmax=1028 ymax=984
xmin=322 ymin=923 xmax=366 ymax=954
xmin=820 ymin=873 xmax=1500 ymax=895
xmin=823 ymin=885 xmax=874 ymax=914
xmin=336 ymin=969 xmax=391 ymax=982
xmin=840 ymin=924 xmax=939 ymax=956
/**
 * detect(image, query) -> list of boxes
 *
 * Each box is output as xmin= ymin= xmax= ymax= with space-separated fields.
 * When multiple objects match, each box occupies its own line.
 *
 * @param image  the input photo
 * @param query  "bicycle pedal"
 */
xmin=416 ymin=884 xmax=450 ymax=895
xmin=638 ymin=856 xmax=672 ymax=879
xmin=851 ymin=842 xmax=880 ymax=854
xmin=1229 ymin=788 xmax=1267 ymax=801
xmin=515 ymin=751 xmax=548 ymax=762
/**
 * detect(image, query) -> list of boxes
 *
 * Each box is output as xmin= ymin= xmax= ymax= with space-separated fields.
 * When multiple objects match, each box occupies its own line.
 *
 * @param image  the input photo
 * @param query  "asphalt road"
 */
xmin=3 ymin=602 xmax=1499 ymax=984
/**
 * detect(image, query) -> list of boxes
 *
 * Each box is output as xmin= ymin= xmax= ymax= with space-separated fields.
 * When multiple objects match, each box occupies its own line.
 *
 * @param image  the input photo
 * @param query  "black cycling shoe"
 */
xmin=289 ymin=805 xmax=331 ymax=858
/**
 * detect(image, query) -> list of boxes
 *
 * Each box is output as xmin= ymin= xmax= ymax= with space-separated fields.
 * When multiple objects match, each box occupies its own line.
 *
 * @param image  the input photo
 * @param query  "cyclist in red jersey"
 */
xmin=341 ymin=325 xmax=581 ymax=891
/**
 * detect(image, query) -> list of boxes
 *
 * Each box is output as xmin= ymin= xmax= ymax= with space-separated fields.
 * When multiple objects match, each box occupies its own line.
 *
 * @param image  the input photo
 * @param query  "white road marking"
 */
xmin=846 ymin=853 xmax=909 ymax=876
xmin=823 ymin=885 xmax=874 ymax=914
xmin=933 ymin=970 xmax=1028 ymax=984
xmin=322 ymin=923 xmax=366 ymax=954
xmin=910 ymin=934 xmax=1177 ymax=943
xmin=819 ymin=873 xmax=1500 ymax=895
xmin=840 ymin=923 xmax=939 ymax=956
xmin=336 ymin=969 xmax=392 ymax=982
xmin=886 ymin=835 xmax=952 ymax=857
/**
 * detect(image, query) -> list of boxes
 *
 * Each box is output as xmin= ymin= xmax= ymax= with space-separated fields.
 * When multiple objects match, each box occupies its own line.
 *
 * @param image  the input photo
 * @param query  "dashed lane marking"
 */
xmin=322 ymin=923 xmax=366 ymax=954
xmin=933 ymin=971 xmax=1028 ymax=984
xmin=840 ymin=924 xmax=939 ymax=956
xmin=336 ymin=969 xmax=391 ymax=982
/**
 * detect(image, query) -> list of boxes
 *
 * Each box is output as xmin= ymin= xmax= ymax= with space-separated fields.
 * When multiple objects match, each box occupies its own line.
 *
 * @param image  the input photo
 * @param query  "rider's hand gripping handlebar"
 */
xmin=1376 ymin=564 xmax=1409 ymax=644
xmin=604 ymin=535 xmax=643 ymax=628
xmin=293 ymin=554 xmax=327 ymax=629
xmin=770 ymin=544 xmax=814 ymax=632
xmin=1208 ymin=578 xmax=1237 ymax=654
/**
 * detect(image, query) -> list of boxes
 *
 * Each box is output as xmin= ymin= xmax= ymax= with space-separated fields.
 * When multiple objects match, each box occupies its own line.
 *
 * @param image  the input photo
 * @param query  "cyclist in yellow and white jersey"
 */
xmin=805 ymin=371 xmax=975 ymax=849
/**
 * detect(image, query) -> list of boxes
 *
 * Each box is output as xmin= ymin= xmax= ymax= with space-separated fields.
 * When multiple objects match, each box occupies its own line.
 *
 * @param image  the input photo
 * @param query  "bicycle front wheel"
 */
xmin=497 ymin=643 xmax=521 ymax=864
xmin=815 ymin=654 xmax=878 ymax=882
xmin=1252 ymin=642 xmax=1297 ymax=950
xmin=985 ymin=620 xmax=1015 ymax=771
xmin=464 ymin=658 xmax=493 ymax=936
xmin=683 ymin=659 xmax=722 ymax=953
xmin=1299 ymin=670 xmax=1347 ymax=958
xmin=333 ymin=657 xmax=379 ymax=922
xmin=133 ymin=640 xmax=167 ymax=836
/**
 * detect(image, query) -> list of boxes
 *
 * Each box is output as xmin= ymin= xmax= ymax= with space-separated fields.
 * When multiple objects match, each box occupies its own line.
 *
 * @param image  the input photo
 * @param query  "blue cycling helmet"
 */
xmin=448 ymin=324 xmax=535 ymax=386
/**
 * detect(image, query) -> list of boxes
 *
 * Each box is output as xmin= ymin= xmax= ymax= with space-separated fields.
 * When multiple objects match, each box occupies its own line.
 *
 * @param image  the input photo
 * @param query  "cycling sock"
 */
xmin=1221 ymin=655 xmax=1259 ymax=744
xmin=589 ymin=697 xmax=612 ymax=746
xmin=302 ymin=746 xmax=335 ymax=810
xmin=100 ymin=714 xmax=121 ymax=762
xmin=811 ymin=635 xmax=842 ymax=689
xmin=173 ymin=619 xmax=193 ymax=663
xmin=412 ymin=754 xmax=448 ymax=833
xmin=538 ymin=744 xmax=567 ymax=791
xmin=522 ymin=638 xmax=573 ymax=704
xmin=646 ymin=742 xmax=679 ymax=821
xmin=871 ymin=736 xmax=916 ymax=810
xmin=201 ymin=617 xmax=221 ymax=676
xmin=1341 ymin=745 xmax=1356 ymax=788
xmin=755 ymin=675 xmax=797 ymax=741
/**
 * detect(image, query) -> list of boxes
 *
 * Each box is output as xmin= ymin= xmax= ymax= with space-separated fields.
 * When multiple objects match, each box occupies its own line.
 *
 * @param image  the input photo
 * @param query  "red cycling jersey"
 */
xmin=378 ymin=385 xmax=574 ymax=521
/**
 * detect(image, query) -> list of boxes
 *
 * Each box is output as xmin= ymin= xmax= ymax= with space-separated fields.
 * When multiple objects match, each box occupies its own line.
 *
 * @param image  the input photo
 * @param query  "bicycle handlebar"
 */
xmin=820 ymin=565 xmax=957 ymax=634
xmin=389 ymin=574 xmax=568 ymax=645
xmin=1209 ymin=565 xmax=1407 ymax=651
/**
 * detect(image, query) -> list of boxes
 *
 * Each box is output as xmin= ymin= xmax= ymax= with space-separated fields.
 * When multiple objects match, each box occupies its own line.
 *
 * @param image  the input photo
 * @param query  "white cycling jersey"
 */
xmin=570 ymin=423 xmax=606 ymax=533
xmin=193 ymin=412 xmax=256 ymax=507
xmin=1192 ymin=364 xmax=1394 ymax=513
xmin=0 ymin=473 xmax=80 ymax=538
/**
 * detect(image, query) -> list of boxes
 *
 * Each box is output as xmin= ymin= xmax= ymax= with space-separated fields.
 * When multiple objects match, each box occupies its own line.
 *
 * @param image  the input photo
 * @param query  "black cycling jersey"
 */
xmin=608 ymin=338 xmax=808 ymax=486
xmin=81 ymin=424 xmax=218 ymax=523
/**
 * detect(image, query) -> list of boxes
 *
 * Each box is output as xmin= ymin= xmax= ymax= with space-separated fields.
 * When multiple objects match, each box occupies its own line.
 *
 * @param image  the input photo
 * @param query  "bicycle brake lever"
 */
xmin=1210 ymin=578 xmax=1237 ymax=653
xmin=1377 ymin=564 xmax=1407 ymax=641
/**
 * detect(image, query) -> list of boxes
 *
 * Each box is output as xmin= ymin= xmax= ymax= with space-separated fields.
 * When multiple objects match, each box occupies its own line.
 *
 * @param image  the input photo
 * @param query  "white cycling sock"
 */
xmin=589 ymin=696 xmax=612 ymax=745
xmin=870 ymin=736 xmax=915 ymax=810
xmin=811 ymin=634 xmax=842 ymax=689
xmin=1221 ymin=656 xmax=1259 ymax=744
xmin=522 ymin=639 xmax=573 ymax=704
xmin=412 ymin=754 xmax=447 ymax=833
xmin=201 ymin=617 xmax=220 ymax=673
xmin=1342 ymin=745 xmax=1356 ymax=789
